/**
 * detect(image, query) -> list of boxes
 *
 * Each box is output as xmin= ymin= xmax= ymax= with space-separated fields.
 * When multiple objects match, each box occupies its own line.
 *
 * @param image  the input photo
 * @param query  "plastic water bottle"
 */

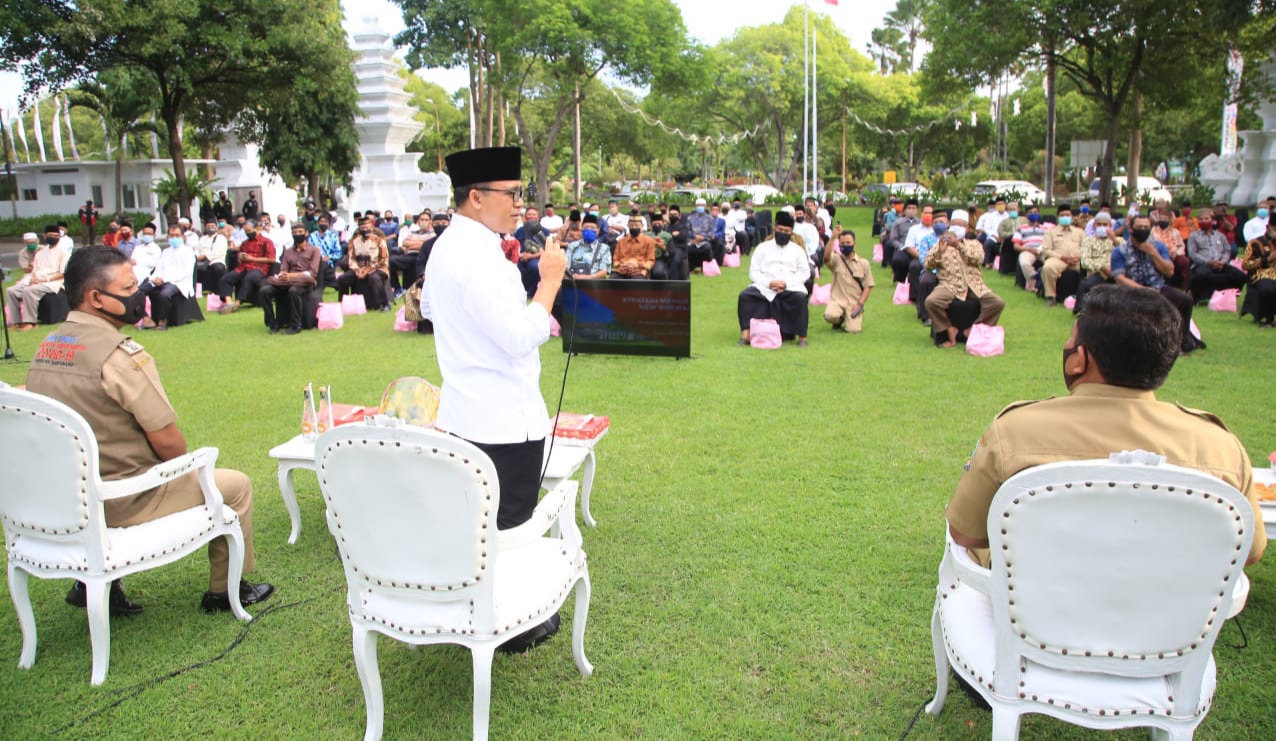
xmin=301 ymin=383 xmax=317 ymax=442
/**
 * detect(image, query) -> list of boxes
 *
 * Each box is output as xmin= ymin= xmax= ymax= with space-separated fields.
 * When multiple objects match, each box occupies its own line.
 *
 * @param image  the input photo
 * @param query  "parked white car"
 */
xmin=974 ymin=180 xmax=1047 ymax=205
xmin=889 ymin=182 xmax=932 ymax=200
xmin=1088 ymin=176 xmax=1173 ymax=205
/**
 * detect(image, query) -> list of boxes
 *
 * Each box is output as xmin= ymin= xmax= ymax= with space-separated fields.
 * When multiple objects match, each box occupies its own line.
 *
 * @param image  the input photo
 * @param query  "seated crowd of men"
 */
xmin=876 ymin=193 xmax=1276 ymax=352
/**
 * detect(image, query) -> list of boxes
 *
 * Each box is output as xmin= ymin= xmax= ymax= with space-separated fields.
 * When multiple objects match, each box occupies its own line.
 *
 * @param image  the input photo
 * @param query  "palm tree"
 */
xmin=152 ymin=168 xmax=218 ymax=227
xmin=68 ymin=68 xmax=162 ymax=218
xmin=884 ymin=0 xmax=930 ymax=72
xmin=868 ymin=27 xmax=908 ymax=75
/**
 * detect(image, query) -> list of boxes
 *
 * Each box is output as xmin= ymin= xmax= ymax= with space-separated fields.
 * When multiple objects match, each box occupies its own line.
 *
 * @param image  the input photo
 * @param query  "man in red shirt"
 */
xmin=215 ymin=222 xmax=275 ymax=313
xmin=1212 ymin=201 xmax=1239 ymax=250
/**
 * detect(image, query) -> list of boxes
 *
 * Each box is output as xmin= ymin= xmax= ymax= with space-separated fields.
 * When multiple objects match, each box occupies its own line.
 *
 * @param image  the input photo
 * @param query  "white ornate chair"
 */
xmin=0 ymin=387 xmax=250 ymax=685
xmin=315 ymin=424 xmax=592 ymax=741
xmin=926 ymin=450 xmax=1255 ymax=740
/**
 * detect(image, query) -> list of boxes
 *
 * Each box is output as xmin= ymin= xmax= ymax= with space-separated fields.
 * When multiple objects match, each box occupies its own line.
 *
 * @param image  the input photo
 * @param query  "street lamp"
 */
xmin=425 ymin=98 xmax=443 ymax=172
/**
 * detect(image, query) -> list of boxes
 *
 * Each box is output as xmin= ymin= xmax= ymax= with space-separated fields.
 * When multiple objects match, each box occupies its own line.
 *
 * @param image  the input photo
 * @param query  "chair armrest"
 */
xmin=98 ymin=447 xmax=220 ymax=501
xmin=498 ymin=480 xmax=578 ymax=551
xmin=943 ymin=529 xmax=990 ymax=594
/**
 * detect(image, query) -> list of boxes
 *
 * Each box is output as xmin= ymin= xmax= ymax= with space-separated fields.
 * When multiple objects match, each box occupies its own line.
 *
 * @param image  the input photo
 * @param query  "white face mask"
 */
xmin=949 ymin=225 xmax=967 ymax=239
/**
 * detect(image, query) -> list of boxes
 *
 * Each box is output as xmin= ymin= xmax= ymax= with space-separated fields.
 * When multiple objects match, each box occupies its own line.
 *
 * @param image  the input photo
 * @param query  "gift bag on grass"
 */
xmin=549 ymin=314 xmax=562 ymax=337
xmin=993 ymin=255 xmax=1000 ymax=271
xmin=966 ymin=323 xmax=1005 ymax=357
xmin=1063 ymin=295 xmax=1076 ymax=310
xmin=341 ymin=294 xmax=367 ymax=315
xmin=872 ymin=243 xmax=883 ymax=263
xmin=1208 ymin=288 xmax=1238 ymax=313
xmin=723 ymin=251 xmax=741 ymax=268
xmin=749 ymin=318 xmax=782 ymax=349
xmin=808 ymin=283 xmax=831 ymax=306
xmin=317 ymin=302 xmax=344 ymax=330
xmin=702 ymin=259 xmax=721 ymax=276
xmin=393 ymin=307 xmax=416 ymax=332
xmin=892 ymin=279 xmax=911 ymax=305
xmin=206 ymin=293 xmax=224 ymax=312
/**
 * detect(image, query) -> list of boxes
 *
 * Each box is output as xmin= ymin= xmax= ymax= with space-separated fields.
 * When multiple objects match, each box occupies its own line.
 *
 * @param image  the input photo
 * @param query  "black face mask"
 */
xmin=775 ymin=232 xmax=792 ymax=246
xmin=1156 ymin=220 xmax=1171 ymax=230
xmin=359 ymin=228 xmax=371 ymax=237
xmin=840 ymin=244 xmax=855 ymax=256
xmin=434 ymin=225 xmax=447 ymax=236
xmin=244 ymin=230 xmax=256 ymax=239
xmin=319 ymin=224 xmax=329 ymax=232
xmin=293 ymin=234 xmax=308 ymax=246
xmin=1131 ymin=228 xmax=1152 ymax=243
xmin=628 ymin=227 xmax=641 ymax=238
xmin=98 ymin=288 xmax=147 ymax=324
xmin=46 ymin=235 xmax=60 ymax=246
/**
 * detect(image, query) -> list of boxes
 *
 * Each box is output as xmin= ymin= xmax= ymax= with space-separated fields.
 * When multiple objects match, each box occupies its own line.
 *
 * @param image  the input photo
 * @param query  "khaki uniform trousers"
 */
xmin=1041 ymin=257 xmax=1079 ymax=299
xmin=823 ymin=297 xmax=864 ymax=333
xmin=925 ymin=287 xmax=1005 ymax=333
xmin=105 ymin=469 xmax=254 ymax=592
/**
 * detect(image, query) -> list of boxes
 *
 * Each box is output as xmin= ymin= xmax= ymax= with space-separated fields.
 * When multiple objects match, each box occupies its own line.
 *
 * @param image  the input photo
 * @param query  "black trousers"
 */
xmin=998 ymin=238 xmax=1017 ymax=275
xmin=466 ymin=437 xmax=546 ymax=530
xmin=196 ymin=262 xmax=226 ymax=293
xmin=1156 ymin=285 xmax=1197 ymax=350
xmin=891 ymin=250 xmax=914 ymax=287
xmin=519 ymin=257 xmax=540 ymax=297
xmin=217 ymin=270 xmax=265 ymax=304
xmin=260 ymin=283 xmax=308 ymax=329
xmin=916 ymin=270 xmax=938 ymax=322
xmin=336 ymin=270 xmax=389 ymax=310
xmin=388 ymin=253 xmax=420 ymax=291
xmin=1247 ymin=279 xmax=1276 ymax=323
xmin=1189 ymin=264 xmax=1247 ymax=301
xmin=905 ymin=257 xmax=924 ymax=303
xmin=657 ymin=246 xmax=689 ymax=281
xmin=687 ymin=242 xmax=714 ymax=273
xmin=139 ymin=281 xmax=184 ymax=322
xmin=881 ymin=241 xmax=896 ymax=269
xmin=982 ymin=236 xmax=999 ymax=267
xmin=738 ymin=286 xmax=809 ymax=338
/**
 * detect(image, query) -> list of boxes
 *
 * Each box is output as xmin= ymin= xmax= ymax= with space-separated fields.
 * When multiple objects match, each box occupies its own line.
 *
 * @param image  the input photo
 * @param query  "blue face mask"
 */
xmin=932 ymin=221 xmax=949 ymax=235
xmin=1027 ymin=213 xmax=1041 ymax=223
xmin=581 ymin=228 xmax=598 ymax=243
xmin=1259 ymin=208 xmax=1271 ymax=219
xmin=168 ymin=237 xmax=183 ymax=249
xmin=696 ymin=206 xmax=705 ymax=214
xmin=1008 ymin=210 xmax=1018 ymax=218
xmin=1080 ymin=206 xmax=1090 ymax=214
xmin=140 ymin=234 xmax=154 ymax=244
xmin=1058 ymin=216 xmax=1073 ymax=227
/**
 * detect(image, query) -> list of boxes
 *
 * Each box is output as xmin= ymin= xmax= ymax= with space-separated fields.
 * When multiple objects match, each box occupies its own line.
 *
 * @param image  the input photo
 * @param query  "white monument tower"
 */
xmin=1199 ymin=55 xmax=1276 ymax=207
xmin=341 ymin=16 xmax=428 ymax=219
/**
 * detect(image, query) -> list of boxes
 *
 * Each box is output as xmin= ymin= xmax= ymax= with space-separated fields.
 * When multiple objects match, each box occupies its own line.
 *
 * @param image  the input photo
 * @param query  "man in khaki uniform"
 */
xmin=923 ymin=228 xmax=1005 ymax=347
xmin=946 ymin=284 xmax=1267 ymax=569
xmin=26 ymin=247 xmax=274 ymax=614
xmin=1039 ymin=203 xmax=1085 ymax=306
xmin=821 ymin=226 xmax=874 ymax=333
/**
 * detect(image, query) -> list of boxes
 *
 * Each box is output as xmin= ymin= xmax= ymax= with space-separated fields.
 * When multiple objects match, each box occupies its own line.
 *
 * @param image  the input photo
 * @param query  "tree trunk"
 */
xmin=573 ymin=83 xmax=582 ymax=201
xmin=1044 ymin=42 xmax=1056 ymax=205
xmin=308 ymin=171 xmax=319 ymax=202
xmin=1097 ymin=104 xmax=1122 ymax=205
xmin=1126 ymin=92 xmax=1143 ymax=204
xmin=162 ymin=107 xmax=191 ymax=222
xmin=496 ymin=53 xmax=506 ymax=146
xmin=115 ymin=151 xmax=124 ymax=219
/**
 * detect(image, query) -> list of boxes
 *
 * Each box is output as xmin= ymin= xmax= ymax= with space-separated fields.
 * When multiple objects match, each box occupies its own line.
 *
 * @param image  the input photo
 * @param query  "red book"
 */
xmin=552 ymin=413 xmax=609 ymax=440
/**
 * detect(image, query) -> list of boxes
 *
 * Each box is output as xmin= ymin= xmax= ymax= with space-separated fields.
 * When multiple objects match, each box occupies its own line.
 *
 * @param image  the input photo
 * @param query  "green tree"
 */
xmin=0 ymin=0 xmax=360 ymax=221
xmin=67 ymin=68 xmax=162 ymax=218
xmin=868 ymin=27 xmax=908 ymax=76
xmin=884 ymin=0 xmax=931 ymax=72
xmin=401 ymin=72 xmax=469 ymax=173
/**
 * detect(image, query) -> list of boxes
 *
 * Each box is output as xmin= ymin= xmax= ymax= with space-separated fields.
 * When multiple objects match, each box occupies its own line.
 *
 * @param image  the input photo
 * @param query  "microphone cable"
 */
xmin=538 ymin=271 xmax=578 ymax=489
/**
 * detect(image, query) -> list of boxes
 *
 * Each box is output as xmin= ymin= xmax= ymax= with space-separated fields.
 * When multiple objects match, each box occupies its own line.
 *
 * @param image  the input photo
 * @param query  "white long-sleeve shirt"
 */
xmin=151 ymin=243 xmax=197 ymax=297
xmin=749 ymin=238 xmax=811 ymax=301
xmin=131 ymin=240 xmax=162 ymax=283
xmin=424 ymin=211 xmax=553 ymax=444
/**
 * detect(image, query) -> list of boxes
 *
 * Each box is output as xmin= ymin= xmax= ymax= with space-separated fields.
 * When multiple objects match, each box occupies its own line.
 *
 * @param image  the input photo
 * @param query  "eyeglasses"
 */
xmin=475 ymin=186 xmax=525 ymax=202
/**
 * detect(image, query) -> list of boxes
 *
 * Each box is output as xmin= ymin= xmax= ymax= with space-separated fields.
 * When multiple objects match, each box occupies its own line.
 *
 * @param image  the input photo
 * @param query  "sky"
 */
xmin=0 ymin=0 xmax=901 ymax=120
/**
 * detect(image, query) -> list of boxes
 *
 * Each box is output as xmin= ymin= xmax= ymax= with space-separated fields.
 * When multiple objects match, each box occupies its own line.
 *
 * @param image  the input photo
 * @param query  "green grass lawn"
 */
xmin=2 ymin=208 xmax=1274 ymax=739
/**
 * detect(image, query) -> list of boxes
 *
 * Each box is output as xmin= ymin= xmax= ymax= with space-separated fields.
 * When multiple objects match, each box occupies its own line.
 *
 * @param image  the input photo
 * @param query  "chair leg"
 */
xmin=8 ymin=565 xmax=37 ymax=670
xmin=1148 ymin=726 xmax=1192 ymax=741
xmin=86 ymin=580 xmax=112 ymax=685
xmin=223 ymin=528 xmax=251 ymax=622
xmin=924 ymin=601 xmax=950 ymax=716
xmin=352 ymin=627 xmax=383 ymax=741
xmin=580 ymin=448 xmax=597 ymax=527
xmin=471 ymin=645 xmax=495 ymax=741
xmin=572 ymin=574 xmax=593 ymax=677
xmin=991 ymin=708 xmax=1021 ymax=741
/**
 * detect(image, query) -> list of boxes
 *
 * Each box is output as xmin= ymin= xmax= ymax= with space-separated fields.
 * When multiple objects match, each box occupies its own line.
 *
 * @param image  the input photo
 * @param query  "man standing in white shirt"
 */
xmin=425 ymin=146 xmax=569 ymax=654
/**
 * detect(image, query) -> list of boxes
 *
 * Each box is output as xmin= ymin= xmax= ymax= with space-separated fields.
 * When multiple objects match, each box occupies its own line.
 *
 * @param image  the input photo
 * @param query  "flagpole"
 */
xmin=802 ymin=0 xmax=810 ymax=198
xmin=812 ymin=17 xmax=818 ymax=199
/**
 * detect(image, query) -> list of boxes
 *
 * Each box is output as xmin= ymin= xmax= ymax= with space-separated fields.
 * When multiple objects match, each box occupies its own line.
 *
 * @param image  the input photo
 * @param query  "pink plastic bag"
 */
xmin=749 ymin=318 xmax=782 ymax=349
xmin=872 ymin=243 xmax=883 ymax=263
xmin=549 ymin=314 xmax=561 ymax=337
xmin=1230 ymin=258 xmax=1246 ymax=273
xmin=808 ymin=283 xmax=831 ymax=306
xmin=723 ymin=251 xmax=741 ymax=268
xmin=892 ymin=279 xmax=911 ymax=305
xmin=1208 ymin=288 xmax=1239 ymax=313
xmin=966 ymin=323 xmax=1005 ymax=357
xmin=1063 ymin=295 xmax=1076 ymax=310
xmin=317 ymin=302 xmax=344 ymax=330
xmin=702 ymin=259 xmax=721 ymax=276
xmin=341 ymin=294 xmax=367 ymax=315
xmin=393 ymin=307 xmax=416 ymax=332
xmin=206 ymin=293 xmax=224 ymax=312
xmin=1189 ymin=319 xmax=1202 ymax=341
xmin=993 ymin=255 xmax=1000 ymax=271
xmin=194 ymin=282 xmax=202 ymax=297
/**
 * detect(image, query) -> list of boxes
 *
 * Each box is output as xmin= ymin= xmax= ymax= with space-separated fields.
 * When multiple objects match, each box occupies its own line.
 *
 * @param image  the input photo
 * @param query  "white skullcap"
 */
xmin=695 ymin=197 xmax=707 ymax=206
xmin=951 ymin=209 xmax=969 ymax=223
xmin=23 ymin=232 xmax=37 ymax=242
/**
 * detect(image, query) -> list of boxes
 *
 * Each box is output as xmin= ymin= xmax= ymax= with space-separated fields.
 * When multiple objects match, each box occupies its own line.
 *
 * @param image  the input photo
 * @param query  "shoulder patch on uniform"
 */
xmin=1174 ymin=402 xmax=1229 ymax=431
xmin=994 ymin=398 xmax=1051 ymax=419
xmin=118 ymin=338 xmax=145 ymax=356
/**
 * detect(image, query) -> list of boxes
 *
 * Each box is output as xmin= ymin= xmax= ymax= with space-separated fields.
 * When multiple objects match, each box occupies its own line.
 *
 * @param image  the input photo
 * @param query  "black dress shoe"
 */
xmin=284 ymin=326 xmax=302 ymax=335
xmin=497 ymin=612 xmax=560 ymax=654
xmin=268 ymin=325 xmax=281 ymax=335
xmin=200 ymin=580 xmax=275 ymax=613
xmin=65 ymin=580 xmax=144 ymax=617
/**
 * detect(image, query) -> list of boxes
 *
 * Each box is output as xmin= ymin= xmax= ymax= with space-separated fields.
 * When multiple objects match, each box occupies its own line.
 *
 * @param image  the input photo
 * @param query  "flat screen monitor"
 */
xmin=557 ymin=278 xmax=691 ymax=358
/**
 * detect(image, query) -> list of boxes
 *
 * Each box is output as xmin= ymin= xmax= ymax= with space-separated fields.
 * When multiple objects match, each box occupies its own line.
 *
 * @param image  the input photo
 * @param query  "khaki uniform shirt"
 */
xmin=26 ymin=311 xmax=176 ymax=495
xmin=924 ymin=237 xmax=992 ymax=300
xmin=1040 ymin=223 xmax=1084 ymax=261
xmin=946 ymin=383 xmax=1267 ymax=567
xmin=826 ymin=251 xmax=875 ymax=307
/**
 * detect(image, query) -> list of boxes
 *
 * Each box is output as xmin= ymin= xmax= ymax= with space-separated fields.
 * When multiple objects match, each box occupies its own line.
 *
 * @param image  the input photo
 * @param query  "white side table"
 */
xmin=1255 ymin=467 xmax=1275 ymax=529
xmin=268 ymin=431 xmax=602 ymax=544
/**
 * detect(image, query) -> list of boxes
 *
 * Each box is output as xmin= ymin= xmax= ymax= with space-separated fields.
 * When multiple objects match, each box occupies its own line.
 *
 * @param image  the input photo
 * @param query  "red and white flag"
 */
xmin=824 ymin=0 xmax=838 ymax=5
